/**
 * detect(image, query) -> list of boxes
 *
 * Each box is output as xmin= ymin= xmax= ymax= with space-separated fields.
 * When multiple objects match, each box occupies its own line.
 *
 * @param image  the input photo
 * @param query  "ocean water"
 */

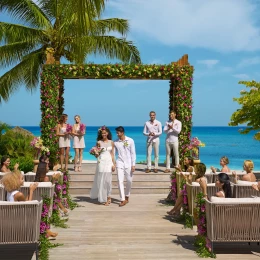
xmin=22 ymin=126 xmax=260 ymax=170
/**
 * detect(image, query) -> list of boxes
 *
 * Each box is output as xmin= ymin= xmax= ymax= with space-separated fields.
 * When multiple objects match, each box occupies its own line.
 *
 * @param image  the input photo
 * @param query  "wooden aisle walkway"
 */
xmin=49 ymin=194 xmax=260 ymax=260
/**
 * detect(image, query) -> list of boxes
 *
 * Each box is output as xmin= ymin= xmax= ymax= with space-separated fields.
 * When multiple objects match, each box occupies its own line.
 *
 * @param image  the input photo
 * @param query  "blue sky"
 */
xmin=1 ymin=0 xmax=260 ymax=126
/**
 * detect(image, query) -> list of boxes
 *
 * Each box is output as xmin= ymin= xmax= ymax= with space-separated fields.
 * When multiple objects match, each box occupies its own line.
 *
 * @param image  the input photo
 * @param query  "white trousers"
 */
xmin=146 ymin=139 xmax=159 ymax=169
xmin=117 ymin=167 xmax=133 ymax=201
xmin=166 ymin=141 xmax=179 ymax=169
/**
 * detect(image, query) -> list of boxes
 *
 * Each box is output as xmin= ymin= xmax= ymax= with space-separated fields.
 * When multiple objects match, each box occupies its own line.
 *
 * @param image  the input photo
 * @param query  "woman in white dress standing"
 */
xmin=90 ymin=126 xmax=116 ymax=205
xmin=72 ymin=115 xmax=86 ymax=172
xmin=56 ymin=114 xmax=71 ymax=170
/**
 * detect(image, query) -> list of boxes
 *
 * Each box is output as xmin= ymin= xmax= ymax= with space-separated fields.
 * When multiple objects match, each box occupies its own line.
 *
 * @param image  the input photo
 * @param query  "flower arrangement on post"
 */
xmin=194 ymin=192 xmax=215 ymax=258
xmin=188 ymin=137 xmax=205 ymax=160
xmin=30 ymin=137 xmax=50 ymax=159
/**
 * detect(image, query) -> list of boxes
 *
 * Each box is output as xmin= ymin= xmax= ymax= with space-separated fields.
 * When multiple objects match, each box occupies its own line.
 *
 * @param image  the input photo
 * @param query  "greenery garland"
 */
xmin=41 ymin=63 xmax=194 ymax=165
xmin=62 ymin=170 xmax=79 ymax=210
xmin=39 ymin=196 xmax=61 ymax=260
xmin=194 ymin=192 xmax=216 ymax=258
xmin=50 ymin=179 xmax=68 ymax=228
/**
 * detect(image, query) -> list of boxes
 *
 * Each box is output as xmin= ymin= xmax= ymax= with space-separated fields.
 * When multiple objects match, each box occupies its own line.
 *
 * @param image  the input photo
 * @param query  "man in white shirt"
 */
xmin=163 ymin=110 xmax=182 ymax=173
xmin=143 ymin=111 xmax=162 ymax=173
xmin=114 ymin=126 xmax=136 ymax=207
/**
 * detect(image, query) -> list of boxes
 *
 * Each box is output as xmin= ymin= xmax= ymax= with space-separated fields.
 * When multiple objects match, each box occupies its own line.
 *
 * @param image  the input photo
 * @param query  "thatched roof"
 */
xmin=10 ymin=126 xmax=34 ymax=138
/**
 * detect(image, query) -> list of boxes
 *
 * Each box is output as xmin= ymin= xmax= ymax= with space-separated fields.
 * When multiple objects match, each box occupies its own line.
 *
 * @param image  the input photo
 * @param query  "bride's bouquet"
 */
xmin=89 ymin=146 xmax=104 ymax=158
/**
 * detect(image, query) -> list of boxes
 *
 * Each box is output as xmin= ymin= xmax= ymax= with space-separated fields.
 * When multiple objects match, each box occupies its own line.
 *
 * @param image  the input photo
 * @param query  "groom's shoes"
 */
xmin=145 ymin=169 xmax=151 ymax=173
xmin=119 ymin=200 xmax=127 ymax=207
xmin=125 ymin=196 xmax=129 ymax=204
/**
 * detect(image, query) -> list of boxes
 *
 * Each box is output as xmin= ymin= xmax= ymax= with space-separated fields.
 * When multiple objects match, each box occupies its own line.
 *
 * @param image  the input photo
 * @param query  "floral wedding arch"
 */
xmin=40 ymin=54 xmax=194 ymax=163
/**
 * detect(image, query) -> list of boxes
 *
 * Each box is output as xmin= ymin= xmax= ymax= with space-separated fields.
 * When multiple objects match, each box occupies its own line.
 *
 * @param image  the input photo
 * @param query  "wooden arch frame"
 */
xmin=40 ymin=55 xmax=194 ymax=164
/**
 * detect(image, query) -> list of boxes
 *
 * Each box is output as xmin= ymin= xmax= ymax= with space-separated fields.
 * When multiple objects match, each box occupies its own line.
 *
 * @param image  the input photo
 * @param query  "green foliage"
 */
xmin=39 ymin=235 xmax=62 ymax=260
xmin=10 ymin=156 xmax=34 ymax=173
xmin=229 ymin=80 xmax=260 ymax=140
xmin=0 ymin=130 xmax=34 ymax=158
xmin=194 ymin=235 xmax=215 ymax=258
xmin=50 ymin=210 xmax=68 ymax=228
xmin=0 ymin=0 xmax=140 ymax=102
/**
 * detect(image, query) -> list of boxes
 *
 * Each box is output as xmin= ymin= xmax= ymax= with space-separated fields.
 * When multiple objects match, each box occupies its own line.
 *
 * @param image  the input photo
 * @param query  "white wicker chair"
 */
xmin=206 ymin=197 xmax=260 ymax=255
xmin=25 ymin=171 xmax=63 ymax=183
xmin=20 ymin=182 xmax=55 ymax=217
xmin=0 ymin=184 xmax=5 ymax=201
xmin=0 ymin=200 xmax=42 ymax=260
xmin=232 ymin=181 xmax=259 ymax=198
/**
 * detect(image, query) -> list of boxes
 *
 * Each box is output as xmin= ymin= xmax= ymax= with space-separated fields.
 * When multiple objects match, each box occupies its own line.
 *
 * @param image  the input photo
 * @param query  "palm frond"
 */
xmin=0 ymin=41 xmax=39 ymax=68
xmin=0 ymin=48 xmax=44 ymax=103
xmin=70 ymin=35 xmax=141 ymax=64
xmin=92 ymin=18 xmax=129 ymax=36
xmin=0 ymin=22 xmax=45 ymax=44
xmin=0 ymin=0 xmax=51 ymax=28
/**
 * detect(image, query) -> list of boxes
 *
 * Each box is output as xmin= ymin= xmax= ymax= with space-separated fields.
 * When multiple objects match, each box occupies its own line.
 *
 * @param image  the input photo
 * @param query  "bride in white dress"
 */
xmin=90 ymin=126 xmax=116 ymax=205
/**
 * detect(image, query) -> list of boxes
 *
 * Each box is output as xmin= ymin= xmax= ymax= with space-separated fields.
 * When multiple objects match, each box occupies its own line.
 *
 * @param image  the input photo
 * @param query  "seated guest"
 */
xmin=210 ymin=156 xmax=230 ymax=173
xmin=2 ymin=171 xmax=58 ymax=238
xmin=35 ymin=155 xmax=50 ymax=182
xmin=232 ymin=160 xmax=256 ymax=183
xmin=35 ymin=154 xmax=69 ymax=217
xmin=0 ymin=156 xmax=19 ymax=173
xmin=200 ymin=172 xmax=232 ymax=199
xmin=174 ymin=156 xmax=194 ymax=173
xmin=167 ymin=162 xmax=207 ymax=217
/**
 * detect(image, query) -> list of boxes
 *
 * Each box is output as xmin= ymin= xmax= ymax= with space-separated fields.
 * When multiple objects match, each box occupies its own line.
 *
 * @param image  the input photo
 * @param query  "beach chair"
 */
xmin=232 ymin=180 xmax=259 ymax=198
xmin=0 ymin=200 xmax=42 ymax=260
xmin=20 ymin=182 xmax=55 ymax=217
xmin=206 ymin=197 xmax=260 ymax=256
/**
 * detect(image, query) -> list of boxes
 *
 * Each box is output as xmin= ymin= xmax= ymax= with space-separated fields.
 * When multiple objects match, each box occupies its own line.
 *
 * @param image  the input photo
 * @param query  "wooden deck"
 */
xmin=48 ymin=193 xmax=260 ymax=260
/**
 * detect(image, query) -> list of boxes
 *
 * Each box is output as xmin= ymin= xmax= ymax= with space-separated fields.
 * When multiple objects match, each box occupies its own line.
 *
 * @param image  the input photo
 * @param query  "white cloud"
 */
xmin=237 ymin=56 xmax=260 ymax=68
xmin=108 ymin=0 xmax=260 ymax=52
xmin=232 ymin=74 xmax=250 ymax=79
xmin=197 ymin=59 xmax=219 ymax=68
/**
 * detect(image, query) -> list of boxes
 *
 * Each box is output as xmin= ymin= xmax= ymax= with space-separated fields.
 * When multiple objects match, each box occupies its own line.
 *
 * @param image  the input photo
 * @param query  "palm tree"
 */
xmin=0 ymin=0 xmax=141 ymax=102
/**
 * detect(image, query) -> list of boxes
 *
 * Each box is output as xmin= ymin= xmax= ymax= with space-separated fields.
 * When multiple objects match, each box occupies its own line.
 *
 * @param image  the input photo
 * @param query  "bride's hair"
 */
xmin=97 ymin=126 xmax=112 ymax=141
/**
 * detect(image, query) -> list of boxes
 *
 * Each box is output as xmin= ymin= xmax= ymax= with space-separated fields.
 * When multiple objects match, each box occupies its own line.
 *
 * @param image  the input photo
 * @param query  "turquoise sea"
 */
xmin=22 ymin=126 xmax=260 ymax=170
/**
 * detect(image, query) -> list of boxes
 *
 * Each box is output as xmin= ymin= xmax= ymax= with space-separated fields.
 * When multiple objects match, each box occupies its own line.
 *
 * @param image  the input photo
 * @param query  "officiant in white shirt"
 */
xmin=163 ymin=110 xmax=182 ymax=173
xmin=114 ymin=126 xmax=136 ymax=207
xmin=143 ymin=111 xmax=162 ymax=173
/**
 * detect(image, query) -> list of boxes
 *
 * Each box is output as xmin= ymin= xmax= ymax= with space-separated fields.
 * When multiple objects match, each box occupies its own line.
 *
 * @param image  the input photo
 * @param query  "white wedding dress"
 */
xmin=90 ymin=140 xmax=113 ymax=203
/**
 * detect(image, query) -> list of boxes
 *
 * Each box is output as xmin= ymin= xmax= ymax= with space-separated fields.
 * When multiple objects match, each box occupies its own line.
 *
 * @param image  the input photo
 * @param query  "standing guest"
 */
xmin=2 ymin=171 xmax=58 ymax=238
xmin=0 ymin=156 xmax=19 ymax=173
xmin=72 ymin=115 xmax=86 ymax=172
xmin=163 ymin=110 xmax=182 ymax=173
xmin=211 ymin=156 xmax=230 ymax=173
xmin=90 ymin=126 xmax=116 ymax=206
xmin=232 ymin=160 xmax=256 ymax=183
xmin=143 ymin=111 xmax=162 ymax=173
xmin=56 ymin=114 xmax=71 ymax=170
xmin=114 ymin=126 xmax=136 ymax=207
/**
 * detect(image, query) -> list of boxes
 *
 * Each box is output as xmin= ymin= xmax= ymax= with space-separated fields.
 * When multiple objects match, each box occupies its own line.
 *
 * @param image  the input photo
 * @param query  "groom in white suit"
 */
xmin=114 ymin=126 xmax=136 ymax=207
